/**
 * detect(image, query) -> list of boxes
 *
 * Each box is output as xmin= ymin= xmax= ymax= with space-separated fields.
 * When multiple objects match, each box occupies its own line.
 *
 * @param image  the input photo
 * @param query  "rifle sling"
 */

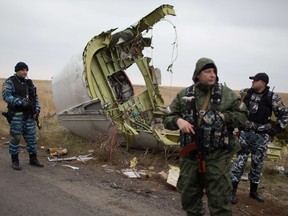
xmin=197 ymin=89 xmax=211 ymax=125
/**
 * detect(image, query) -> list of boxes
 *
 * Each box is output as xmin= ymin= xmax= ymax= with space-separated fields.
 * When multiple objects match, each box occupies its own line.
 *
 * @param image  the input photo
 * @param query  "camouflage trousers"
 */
xmin=177 ymin=155 xmax=232 ymax=216
xmin=231 ymin=131 xmax=269 ymax=184
xmin=9 ymin=114 xmax=37 ymax=155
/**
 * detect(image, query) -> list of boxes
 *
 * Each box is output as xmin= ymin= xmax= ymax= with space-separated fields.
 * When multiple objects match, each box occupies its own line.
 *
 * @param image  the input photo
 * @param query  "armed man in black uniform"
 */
xmin=2 ymin=62 xmax=44 ymax=170
xmin=230 ymin=72 xmax=288 ymax=203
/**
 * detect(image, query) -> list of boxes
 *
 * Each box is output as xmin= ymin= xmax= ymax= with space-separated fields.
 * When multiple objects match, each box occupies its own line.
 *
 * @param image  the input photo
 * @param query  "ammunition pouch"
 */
xmin=200 ymin=110 xmax=229 ymax=151
xmin=180 ymin=111 xmax=230 ymax=153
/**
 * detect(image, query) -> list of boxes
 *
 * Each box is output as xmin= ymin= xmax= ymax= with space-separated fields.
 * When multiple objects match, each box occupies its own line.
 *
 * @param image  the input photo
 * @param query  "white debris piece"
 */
xmin=167 ymin=165 xmax=180 ymax=187
xmin=47 ymin=154 xmax=93 ymax=162
xmin=121 ymin=168 xmax=141 ymax=178
xmin=62 ymin=165 xmax=80 ymax=170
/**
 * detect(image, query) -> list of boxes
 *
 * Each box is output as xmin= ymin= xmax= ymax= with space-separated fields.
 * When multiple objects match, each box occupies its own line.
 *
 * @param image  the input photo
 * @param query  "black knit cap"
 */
xmin=200 ymin=63 xmax=217 ymax=72
xmin=15 ymin=62 xmax=29 ymax=72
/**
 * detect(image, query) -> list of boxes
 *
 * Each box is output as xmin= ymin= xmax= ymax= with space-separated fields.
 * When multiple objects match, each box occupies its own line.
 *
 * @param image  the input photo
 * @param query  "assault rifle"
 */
xmin=19 ymin=97 xmax=42 ymax=130
xmin=2 ymin=110 xmax=42 ymax=130
xmin=33 ymin=112 xmax=42 ymax=130
xmin=5 ymin=96 xmax=42 ymax=130
xmin=22 ymin=97 xmax=42 ymax=130
xmin=179 ymin=126 xmax=206 ymax=173
xmin=179 ymin=86 xmax=210 ymax=173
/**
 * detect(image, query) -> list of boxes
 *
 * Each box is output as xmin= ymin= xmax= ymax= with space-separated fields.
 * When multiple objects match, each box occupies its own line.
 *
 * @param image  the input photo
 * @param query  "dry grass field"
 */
xmin=1 ymin=78 xmax=288 ymax=215
xmin=1 ymin=78 xmax=287 ymax=155
xmin=1 ymin=78 xmax=288 ymax=157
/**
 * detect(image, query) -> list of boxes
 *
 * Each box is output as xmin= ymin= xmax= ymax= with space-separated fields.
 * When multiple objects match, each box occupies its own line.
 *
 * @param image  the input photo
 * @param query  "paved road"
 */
xmin=0 ymin=143 xmax=184 ymax=216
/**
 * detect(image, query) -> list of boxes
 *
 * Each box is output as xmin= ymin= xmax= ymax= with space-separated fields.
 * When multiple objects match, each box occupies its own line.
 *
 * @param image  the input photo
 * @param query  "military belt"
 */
xmin=14 ymin=112 xmax=24 ymax=116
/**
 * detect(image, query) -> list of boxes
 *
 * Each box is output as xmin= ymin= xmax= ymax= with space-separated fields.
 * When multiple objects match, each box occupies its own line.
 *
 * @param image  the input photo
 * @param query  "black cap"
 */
xmin=249 ymin=72 xmax=269 ymax=84
xmin=15 ymin=62 xmax=29 ymax=72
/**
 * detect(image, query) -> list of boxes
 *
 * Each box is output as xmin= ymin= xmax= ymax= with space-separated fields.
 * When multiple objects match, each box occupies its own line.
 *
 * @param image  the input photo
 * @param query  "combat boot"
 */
xmin=249 ymin=182 xmax=264 ymax=202
xmin=11 ymin=154 xmax=22 ymax=170
xmin=230 ymin=181 xmax=238 ymax=204
xmin=29 ymin=153 xmax=44 ymax=167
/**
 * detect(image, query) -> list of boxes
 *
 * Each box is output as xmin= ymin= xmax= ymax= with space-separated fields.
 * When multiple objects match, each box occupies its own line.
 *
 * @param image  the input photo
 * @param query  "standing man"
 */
xmin=2 ymin=62 xmax=44 ymax=170
xmin=230 ymin=73 xmax=288 ymax=203
xmin=163 ymin=57 xmax=248 ymax=215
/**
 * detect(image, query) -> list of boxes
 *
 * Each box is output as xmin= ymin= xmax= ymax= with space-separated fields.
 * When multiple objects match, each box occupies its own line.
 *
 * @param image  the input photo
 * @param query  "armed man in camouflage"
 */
xmin=230 ymin=73 xmax=288 ymax=203
xmin=163 ymin=57 xmax=248 ymax=216
xmin=2 ymin=62 xmax=44 ymax=170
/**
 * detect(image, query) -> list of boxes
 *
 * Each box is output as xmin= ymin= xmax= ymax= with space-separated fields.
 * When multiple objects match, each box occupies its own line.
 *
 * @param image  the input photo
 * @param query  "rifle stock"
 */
xmin=179 ymin=127 xmax=207 ymax=173
xmin=179 ymin=142 xmax=197 ymax=158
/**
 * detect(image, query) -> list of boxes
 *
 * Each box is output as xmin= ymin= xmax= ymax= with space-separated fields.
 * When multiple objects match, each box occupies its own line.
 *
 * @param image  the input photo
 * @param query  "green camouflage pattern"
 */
xmin=178 ymin=155 xmax=233 ymax=215
xmin=201 ymin=109 xmax=228 ymax=150
xmin=163 ymin=58 xmax=248 ymax=215
xmin=164 ymin=82 xmax=248 ymax=156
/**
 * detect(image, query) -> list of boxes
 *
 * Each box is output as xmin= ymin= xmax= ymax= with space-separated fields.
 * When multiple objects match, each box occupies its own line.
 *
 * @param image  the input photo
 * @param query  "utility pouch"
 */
xmin=2 ymin=111 xmax=14 ymax=124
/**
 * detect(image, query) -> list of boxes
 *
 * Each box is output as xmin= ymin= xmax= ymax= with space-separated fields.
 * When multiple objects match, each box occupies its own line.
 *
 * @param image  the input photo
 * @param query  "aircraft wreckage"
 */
xmin=52 ymin=5 xmax=179 ymax=150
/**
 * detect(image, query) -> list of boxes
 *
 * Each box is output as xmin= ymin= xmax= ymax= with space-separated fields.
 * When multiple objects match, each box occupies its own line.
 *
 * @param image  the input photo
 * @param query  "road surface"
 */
xmin=0 ymin=143 xmax=184 ymax=216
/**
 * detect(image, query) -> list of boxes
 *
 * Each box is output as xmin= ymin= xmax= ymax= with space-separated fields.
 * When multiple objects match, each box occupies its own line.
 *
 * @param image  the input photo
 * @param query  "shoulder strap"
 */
xmin=25 ymin=79 xmax=34 ymax=87
xmin=185 ymin=85 xmax=195 ymax=115
xmin=9 ymin=75 xmax=17 ymax=83
xmin=185 ymin=85 xmax=200 ymax=126
xmin=198 ymin=89 xmax=211 ymax=125
xmin=267 ymin=91 xmax=273 ymax=105
xmin=211 ymin=83 xmax=222 ymax=111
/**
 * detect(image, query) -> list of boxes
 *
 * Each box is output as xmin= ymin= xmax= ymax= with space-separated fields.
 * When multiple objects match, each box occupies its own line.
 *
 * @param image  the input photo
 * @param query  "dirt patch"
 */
xmin=235 ymin=194 xmax=287 ymax=216
xmin=1 ymin=130 xmax=288 ymax=216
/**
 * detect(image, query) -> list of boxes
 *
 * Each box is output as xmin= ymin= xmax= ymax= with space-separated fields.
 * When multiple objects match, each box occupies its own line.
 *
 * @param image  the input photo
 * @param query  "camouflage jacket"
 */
xmin=163 ymin=82 xmax=248 ymax=158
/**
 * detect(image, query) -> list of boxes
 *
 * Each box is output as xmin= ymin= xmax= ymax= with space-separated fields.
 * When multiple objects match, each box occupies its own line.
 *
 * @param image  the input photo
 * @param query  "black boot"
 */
xmin=11 ymin=154 xmax=22 ymax=170
xmin=29 ymin=153 xmax=44 ymax=167
xmin=230 ymin=181 xmax=238 ymax=204
xmin=250 ymin=182 xmax=264 ymax=202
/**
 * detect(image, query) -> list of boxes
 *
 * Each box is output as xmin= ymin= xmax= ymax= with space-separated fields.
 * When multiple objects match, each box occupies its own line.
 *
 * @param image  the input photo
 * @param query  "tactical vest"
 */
xmin=180 ymin=83 xmax=229 ymax=152
xmin=243 ymin=87 xmax=273 ymax=124
xmin=8 ymin=76 xmax=37 ymax=114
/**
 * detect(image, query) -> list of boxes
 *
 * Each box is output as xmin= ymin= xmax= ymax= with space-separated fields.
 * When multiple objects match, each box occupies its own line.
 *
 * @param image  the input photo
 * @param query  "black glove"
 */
xmin=268 ymin=125 xmax=283 ymax=136
xmin=21 ymin=98 xmax=31 ymax=109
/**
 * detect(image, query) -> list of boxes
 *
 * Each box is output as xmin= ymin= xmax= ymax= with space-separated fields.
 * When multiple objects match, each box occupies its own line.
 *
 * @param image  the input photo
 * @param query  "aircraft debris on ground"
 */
xmin=51 ymin=4 xmax=178 ymax=151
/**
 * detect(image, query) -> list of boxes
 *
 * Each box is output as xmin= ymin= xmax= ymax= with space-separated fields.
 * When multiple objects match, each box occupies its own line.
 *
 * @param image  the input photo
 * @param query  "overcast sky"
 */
xmin=1 ymin=0 xmax=288 ymax=92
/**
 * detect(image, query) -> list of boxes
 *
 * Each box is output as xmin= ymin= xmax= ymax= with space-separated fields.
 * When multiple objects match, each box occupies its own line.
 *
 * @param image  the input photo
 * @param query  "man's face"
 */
xmin=251 ymin=79 xmax=266 ymax=91
xmin=16 ymin=69 xmax=28 ymax=78
xmin=197 ymin=68 xmax=217 ymax=85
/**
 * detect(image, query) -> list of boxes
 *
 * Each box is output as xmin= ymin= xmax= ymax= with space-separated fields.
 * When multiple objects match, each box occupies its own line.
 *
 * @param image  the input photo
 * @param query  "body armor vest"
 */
xmin=181 ymin=83 xmax=229 ymax=152
xmin=8 ymin=76 xmax=37 ymax=114
xmin=244 ymin=87 xmax=273 ymax=124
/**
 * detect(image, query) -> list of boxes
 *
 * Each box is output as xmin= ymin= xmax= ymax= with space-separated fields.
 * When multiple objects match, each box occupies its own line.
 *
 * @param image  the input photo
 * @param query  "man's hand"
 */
xmin=177 ymin=118 xmax=195 ymax=134
xmin=33 ymin=111 xmax=39 ymax=119
xmin=21 ymin=98 xmax=31 ymax=109
xmin=219 ymin=112 xmax=225 ymax=120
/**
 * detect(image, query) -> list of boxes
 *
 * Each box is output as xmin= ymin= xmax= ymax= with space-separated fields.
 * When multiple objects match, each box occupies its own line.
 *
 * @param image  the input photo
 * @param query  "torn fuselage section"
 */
xmin=108 ymin=70 xmax=134 ymax=104
xmin=53 ymin=5 xmax=179 ymax=150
